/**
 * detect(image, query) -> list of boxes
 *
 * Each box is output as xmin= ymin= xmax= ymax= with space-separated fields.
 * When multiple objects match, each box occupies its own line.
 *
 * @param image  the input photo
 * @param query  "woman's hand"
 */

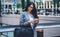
xmin=28 ymin=20 xmax=34 ymax=23
xmin=34 ymin=18 xmax=39 ymax=24
xmin=28 ymin=18 xmax=39 ymax=24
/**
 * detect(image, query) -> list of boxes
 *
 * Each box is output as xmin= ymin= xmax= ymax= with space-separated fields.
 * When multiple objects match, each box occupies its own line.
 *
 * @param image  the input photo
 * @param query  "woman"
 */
xmin=20 ymin=2 xmax=39 ymax=37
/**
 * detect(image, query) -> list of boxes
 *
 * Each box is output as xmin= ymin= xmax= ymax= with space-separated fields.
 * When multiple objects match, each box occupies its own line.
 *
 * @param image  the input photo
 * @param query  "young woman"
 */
xmin=19 ymin=2 xmax=39 ymax=37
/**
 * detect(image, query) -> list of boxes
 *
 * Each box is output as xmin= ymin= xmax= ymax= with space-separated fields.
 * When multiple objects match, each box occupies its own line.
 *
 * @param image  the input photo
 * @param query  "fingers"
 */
xmin=34 ymin=18 xmax=39 ymax=23
xmin=28 ymin=20 xmax=34 ymax=23
xmin=28 ymin=18 xmax=39 ymax=24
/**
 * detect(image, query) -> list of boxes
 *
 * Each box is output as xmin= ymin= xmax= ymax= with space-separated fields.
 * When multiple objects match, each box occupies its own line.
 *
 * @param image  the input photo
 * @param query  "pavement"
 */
xmin=0 ymin=14 xmax=60 ymax=25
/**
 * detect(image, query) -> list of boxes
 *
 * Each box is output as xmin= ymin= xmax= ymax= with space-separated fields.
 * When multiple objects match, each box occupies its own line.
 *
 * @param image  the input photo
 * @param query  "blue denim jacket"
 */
xmin=20 ymin=11 xmax=37 ymax=29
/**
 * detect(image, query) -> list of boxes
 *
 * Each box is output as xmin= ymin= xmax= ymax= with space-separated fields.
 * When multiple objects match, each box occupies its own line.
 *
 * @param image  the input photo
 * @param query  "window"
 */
xmin=9 ymin=5 xmax=12 ymax=9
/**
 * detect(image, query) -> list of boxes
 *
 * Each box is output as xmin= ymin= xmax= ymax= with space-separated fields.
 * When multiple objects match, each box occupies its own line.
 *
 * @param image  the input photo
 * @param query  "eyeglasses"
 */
xmin=29 ymin=6 xmax=34 ymax=8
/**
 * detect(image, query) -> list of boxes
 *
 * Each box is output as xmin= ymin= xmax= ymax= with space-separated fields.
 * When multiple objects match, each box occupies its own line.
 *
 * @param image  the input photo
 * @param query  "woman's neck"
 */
xmin=28 ymin=11 xmax=31 ymax=14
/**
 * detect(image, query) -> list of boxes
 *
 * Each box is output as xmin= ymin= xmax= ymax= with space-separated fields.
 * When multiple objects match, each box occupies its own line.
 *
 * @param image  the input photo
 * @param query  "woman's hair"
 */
xmin=25 ymin=2 xmax=38 ymax=18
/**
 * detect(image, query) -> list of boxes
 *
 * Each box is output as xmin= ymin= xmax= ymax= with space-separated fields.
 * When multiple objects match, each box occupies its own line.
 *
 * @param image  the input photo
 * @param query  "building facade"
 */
xmin=1 ymin=0 xmax=60 ymax=16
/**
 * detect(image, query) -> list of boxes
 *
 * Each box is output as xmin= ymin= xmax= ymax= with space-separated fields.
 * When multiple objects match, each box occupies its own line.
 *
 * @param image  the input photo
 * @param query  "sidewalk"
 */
xmin=1 ymin=14 xmax=60 ymax=25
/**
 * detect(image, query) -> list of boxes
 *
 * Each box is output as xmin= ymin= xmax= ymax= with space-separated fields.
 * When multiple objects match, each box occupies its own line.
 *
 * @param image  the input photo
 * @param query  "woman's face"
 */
xmin=28 ymin=4 xmax=34 ymax=13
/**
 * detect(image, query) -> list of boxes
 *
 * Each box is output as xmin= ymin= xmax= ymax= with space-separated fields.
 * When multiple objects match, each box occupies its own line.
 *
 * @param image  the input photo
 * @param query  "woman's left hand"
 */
xmin=34 ymin=18 xmax=39 ymax=24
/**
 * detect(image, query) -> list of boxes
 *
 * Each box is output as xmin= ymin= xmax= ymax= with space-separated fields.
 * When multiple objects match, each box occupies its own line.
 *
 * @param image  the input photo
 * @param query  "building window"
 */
xmin=9 ymin=5 xmax=12 ymax=9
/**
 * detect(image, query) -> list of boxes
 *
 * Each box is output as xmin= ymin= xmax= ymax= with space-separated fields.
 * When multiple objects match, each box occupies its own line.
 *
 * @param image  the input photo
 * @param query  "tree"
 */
xmin=21 ymin=0 xmax=30 ymax=9
xmin=17 ymin=3 xmax=22 ymax=8
xmin=53 ymin=0 xmax=60 ymax=14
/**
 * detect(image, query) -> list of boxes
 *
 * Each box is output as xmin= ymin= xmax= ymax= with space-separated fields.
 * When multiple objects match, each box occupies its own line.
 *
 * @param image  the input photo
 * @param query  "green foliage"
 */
xmin=53 ymin=0 xmax=60 ymax=7
xmin=24 ymin=0 xmax=27 ymax=8
xmin=17 ymin=3 xmax=22 ymax=8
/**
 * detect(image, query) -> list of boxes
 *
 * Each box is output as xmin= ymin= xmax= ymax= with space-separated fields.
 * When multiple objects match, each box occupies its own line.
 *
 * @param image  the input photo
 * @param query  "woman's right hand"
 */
xmin=28 ymin=20 xmax=34 ymax=23
xmin=28 ymin=19 xmax=39 ymax=23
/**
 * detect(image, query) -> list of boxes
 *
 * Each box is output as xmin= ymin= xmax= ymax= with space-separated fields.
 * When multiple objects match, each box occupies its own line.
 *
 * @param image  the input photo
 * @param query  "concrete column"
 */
xmin=44 ymin=2 xmax=45 ymax=9
xmin=12 ymin=4 xmax=13 ymax=14
xmin=52 ymin=4 xmax=54 ymax=15
xmin=4 ymin=0 xmax=5 ymax=13
xmin=40 ymin=4 xmax=42 ymax=9
xmin=41 ymin=3 xmax=42 ymax=9
xmin=49 ymin=1 xmax=51 ymax=8
xmin=46 ymin=1 xmax=48 ymax=9
xmin=56 ymin=4 xmax=58 ymax=16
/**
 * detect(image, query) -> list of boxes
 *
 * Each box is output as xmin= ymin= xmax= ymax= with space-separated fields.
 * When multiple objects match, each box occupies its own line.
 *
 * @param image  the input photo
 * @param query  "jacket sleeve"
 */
xmin=19 ymin=13 xmax=30 ymax=27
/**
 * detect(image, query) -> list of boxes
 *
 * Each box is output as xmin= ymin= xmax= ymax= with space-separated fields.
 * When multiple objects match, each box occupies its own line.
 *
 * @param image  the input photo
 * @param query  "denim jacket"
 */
xmin=20 ymin=11 xmax=37 ymax=29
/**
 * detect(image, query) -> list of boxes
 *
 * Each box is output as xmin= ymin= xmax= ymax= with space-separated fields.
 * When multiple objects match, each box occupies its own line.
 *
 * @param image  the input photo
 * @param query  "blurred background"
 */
xmin=0 ymin=0 xmax=60 ymax=16
xmin=0 ymin=0 xmax=60 ymax=37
